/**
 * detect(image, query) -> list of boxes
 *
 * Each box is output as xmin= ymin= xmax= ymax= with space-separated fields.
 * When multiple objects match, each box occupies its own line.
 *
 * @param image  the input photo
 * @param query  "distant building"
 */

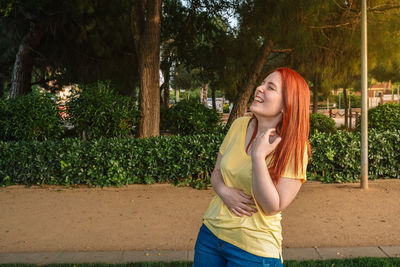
xmin=206 ymin=97 xmax=226 ymax=113
xmin=368 ymin=81 xmax=399 ymax=107
xmin=331 ymin=81 xmax=399 ymax=109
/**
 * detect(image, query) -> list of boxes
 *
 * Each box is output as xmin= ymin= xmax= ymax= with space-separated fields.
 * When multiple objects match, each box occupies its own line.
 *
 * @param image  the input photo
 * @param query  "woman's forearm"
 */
xmin=251 ymin=157 xmax=280 ymax=215
xmin=211 ymin=169 xmax=228 ymax=197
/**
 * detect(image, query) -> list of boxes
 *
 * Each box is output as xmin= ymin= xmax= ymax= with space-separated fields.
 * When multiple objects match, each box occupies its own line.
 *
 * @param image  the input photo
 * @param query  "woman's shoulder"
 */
xmin=225 ymin=116 xmax=248 ymax=131
xmin=231 ymin=116 xmax=251 ymax=126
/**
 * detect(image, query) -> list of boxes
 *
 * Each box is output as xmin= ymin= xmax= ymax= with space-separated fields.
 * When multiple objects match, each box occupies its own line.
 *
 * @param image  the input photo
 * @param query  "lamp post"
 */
xmin=361 ymin=0 xmax=368 ymax=189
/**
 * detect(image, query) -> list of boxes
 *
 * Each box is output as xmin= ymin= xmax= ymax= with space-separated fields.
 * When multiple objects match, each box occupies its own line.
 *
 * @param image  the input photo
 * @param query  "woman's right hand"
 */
xmin=219 ymin=186 xmax=258 ymax=217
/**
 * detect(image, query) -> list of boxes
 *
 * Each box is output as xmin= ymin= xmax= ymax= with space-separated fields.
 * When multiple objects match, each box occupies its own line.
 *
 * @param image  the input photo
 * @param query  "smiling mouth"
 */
xmin=254 ymin=97 xmax=264 ymax=103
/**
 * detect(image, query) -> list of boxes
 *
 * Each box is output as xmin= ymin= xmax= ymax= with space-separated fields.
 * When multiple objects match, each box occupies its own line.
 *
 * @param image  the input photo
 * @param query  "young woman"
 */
xmin=193 ymin=67 xmax=311 ymax=267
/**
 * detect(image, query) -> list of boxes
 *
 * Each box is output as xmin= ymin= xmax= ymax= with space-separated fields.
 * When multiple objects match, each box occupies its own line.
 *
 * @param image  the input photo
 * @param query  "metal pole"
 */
xmin=361 ymin=0 xmax=368 ymax=189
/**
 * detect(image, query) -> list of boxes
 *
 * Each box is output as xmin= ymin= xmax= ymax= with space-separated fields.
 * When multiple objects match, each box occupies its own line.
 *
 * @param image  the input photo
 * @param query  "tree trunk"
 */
xmin=203 ymin=83 xmax=208 ymax=107
xmin=228 ymin=40 xmax=275 ymax=125
xmin=9 ymin=20 xmax=46 ymax=99
xmin=312 ymin=72 xmax=319 ymax=114
xmin=343 ymin=87 xmax=348 ymax=129
xmin=212 ymin=86 xmax=216 ymax=110
xmin=163 ymin=81 xmax=170 ymax=108
xmin=0 ymin=77 xmax=4 ymax=98
xmin=349 ymin=96 xmax=352 ymax=129
xmin=131 ymin=0 xmax=162 ymax=138
xmin=160 ymin=60 xmax=171 ymax=108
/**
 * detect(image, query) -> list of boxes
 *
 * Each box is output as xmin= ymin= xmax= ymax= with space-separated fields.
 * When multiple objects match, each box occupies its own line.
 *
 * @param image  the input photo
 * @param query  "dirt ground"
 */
xmin=1 ymin=179 xmax=399 ymax=254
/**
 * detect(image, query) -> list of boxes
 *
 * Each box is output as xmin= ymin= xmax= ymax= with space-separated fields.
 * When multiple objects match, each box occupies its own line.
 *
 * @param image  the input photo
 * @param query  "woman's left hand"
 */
xmin=250 ymin=128 xmax=282 ymax=159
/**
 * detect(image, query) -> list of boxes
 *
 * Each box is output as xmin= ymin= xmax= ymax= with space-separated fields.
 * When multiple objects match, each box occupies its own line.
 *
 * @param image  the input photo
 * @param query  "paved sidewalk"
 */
xmin=1 ymin=246 xmax=400 ymax=264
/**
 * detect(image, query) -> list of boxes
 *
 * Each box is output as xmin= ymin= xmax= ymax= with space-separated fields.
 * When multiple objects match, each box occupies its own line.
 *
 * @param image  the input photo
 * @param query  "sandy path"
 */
xmin=1 ymin=179 xmax=399 ymax=253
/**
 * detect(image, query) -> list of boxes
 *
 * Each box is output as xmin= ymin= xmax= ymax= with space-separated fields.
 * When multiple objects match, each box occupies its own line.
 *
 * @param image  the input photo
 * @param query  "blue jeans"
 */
xmin=193 ymin=223 xmax=283 ymax=267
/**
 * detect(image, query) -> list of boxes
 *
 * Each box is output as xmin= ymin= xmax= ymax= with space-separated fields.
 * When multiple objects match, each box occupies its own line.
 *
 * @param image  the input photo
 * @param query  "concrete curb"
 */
xmin=1 ymin=246 xmax=400 ymax=264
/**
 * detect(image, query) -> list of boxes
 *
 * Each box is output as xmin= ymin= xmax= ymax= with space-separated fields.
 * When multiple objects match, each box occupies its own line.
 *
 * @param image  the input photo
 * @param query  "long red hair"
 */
xmin=246 ymin=67 xmax=311 ymax=185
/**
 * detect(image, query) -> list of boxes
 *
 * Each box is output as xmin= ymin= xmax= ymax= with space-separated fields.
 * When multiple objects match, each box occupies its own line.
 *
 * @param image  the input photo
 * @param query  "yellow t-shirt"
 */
xmin=202 ymin=116 xmax=308 ymax=264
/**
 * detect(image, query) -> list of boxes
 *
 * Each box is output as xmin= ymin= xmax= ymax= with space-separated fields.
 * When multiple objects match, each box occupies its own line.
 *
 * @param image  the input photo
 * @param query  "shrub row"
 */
xmin=0 ymin=87 xmax=224 ymax=141
xmin=1 ymin=129 xmax=399 ymax=188
xmin=355 ymin=103 xmax=400 ymax=132
xmin=309 ymin=113 xmax=337 ymax=135
xmin=65 ymin=81 xmax=141 ymax=140
xmin=308 ymin=129 xmax=400 ymax=182
xmin=161 ymin=98 xmax=224 ymax=135
xmin=0 ymin=92 xmax=64 ymax=141
xmin=0 ymin=133 xmax=226 ymax=189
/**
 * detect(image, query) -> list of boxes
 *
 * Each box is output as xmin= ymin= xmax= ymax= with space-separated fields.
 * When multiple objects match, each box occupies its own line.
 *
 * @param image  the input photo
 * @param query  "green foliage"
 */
xmin=65 ymin=81 xmax=140 ymax=140
xmin=1 ymin=127 xmax=399 ymax=188
xmin=0 ymin=133 xmax=227 ymax=189
xmin=307 ymin=129 xmax=400 ymax=183
xmin=355 ymin=103 xmax=400 ymax=131
xmin=0 ymin=92 xmax=64 ymax=141
xmin=1 ymin=0 xmax=139 ymax=96
xmin=334 ymin=94 xmax=361 ymax=108
xmin=160 ymin=98 xmax=224 ymax=135
xmin=0 ymin=2 xmax=14 ymax=16
xmin=223 ymin=103 xmax=229 ymax=113
xmin=309 ymin=113 xmax=337 ymax=135
xmin=350 ymin=94 xmax=361 ymax=108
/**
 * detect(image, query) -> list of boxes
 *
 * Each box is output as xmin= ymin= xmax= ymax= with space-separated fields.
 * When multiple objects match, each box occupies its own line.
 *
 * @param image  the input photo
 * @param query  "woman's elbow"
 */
xmin=259 ymin=204 xmax=281 ymax=216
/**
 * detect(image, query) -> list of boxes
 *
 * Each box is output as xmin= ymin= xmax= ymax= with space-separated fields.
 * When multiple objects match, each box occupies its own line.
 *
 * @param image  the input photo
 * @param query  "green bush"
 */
xmin=308 ymin=129 xmax=400 ymax=182
xmin=0 ymin=92 xmax=64 ymax=141
xmin=0 ymin=133 xmax=226 ymax=189
xmin=65 ymin=81 xmax=140 ymax=140
xmin=334 ymin=94 xmax=361 ymax=108
xmin=160 ymin=98 xmax=224 ymax=135
xmin=309 ymin=113 xmax=337 ymax=135
xmin=356 ymin=103 xmax=400 ymax=131
xmin=223 ymin=103 xmax=229 ymax=113
xmin=350 ymin=94 xmax=361 ymax=108
xmin=0 ymin=128 xmax=399 ymax=188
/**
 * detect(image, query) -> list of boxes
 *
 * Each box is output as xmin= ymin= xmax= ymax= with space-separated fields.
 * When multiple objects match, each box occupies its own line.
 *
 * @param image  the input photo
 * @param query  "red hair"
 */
xmin=246 ymin=67 xmax=311 ymax=185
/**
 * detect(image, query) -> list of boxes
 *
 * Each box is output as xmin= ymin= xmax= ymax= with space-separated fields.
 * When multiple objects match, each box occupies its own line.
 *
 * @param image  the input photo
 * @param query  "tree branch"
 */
xmin=307 ymin=22 xmax=351 ymax=29
xmin=30 ymin=78 xmax=55 ymax=86
xmin=271 ymin=48 xmax=293 ymax=53
xmin=369 ymin=4 xmax=400 ymax=12
xmin=131 ymin=0 xmax=146 ymax=53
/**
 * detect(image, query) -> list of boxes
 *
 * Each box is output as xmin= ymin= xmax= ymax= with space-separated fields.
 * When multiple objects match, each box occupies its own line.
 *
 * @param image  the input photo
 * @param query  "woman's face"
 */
xmin=250 ymin=71 xmax=284 ymax=119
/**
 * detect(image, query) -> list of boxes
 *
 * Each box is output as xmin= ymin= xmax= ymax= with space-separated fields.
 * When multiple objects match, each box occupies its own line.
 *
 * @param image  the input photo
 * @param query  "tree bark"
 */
xmin=211 ymin=86 xmax=216 ymax=110
xmin=160 ymin=60 xmax=171 ymax=108
xmin=343 ymin=86 xmax=348 ymax=129
xmin=228 ymin=40 xmax=275 ymax=124
xmin=131 ymin=0 xmax=162 ymax=138
xmin=9 ymin=20 xmax=46 ymax=98
xmin=203 ymin=83 xmax=208 ymax=107
xmin=312 ymin=72 xmax=319 ymax=114
xmin=0 ymin=76 xmax=4 ymax=98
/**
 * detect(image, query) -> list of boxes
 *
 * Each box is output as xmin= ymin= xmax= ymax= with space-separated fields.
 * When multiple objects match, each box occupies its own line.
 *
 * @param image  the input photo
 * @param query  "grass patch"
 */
xmin=1 ymin=257 xmax=400 ymax=266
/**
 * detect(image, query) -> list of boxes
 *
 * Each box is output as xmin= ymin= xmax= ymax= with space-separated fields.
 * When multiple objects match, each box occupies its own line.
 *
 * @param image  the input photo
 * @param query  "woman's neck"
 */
xmin=252 ymin=115 xmax=281 ymax=136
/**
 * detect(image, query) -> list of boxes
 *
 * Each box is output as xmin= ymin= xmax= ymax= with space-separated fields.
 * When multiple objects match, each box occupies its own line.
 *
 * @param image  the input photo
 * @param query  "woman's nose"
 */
xmin=256 ymin=85 xmax=264 ymax=94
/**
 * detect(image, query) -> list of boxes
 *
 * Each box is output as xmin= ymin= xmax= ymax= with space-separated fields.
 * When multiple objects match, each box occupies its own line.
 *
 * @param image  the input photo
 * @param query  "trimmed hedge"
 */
xmin=65 ymin=81 xmax=140 ymax=140
xmin=160 ymin=98 xmax=224 ymax=135
xmin=356 ymin=103 xmax=400 ymax=131
xmin=0 ymin=134 xmax=225 ymax=189
xmin=0 ymin=92 xmax=64 ymax=141
xmin=0 ymin=129 xmax=399 ymax=188
xmin=309 ymin=113 xmax=337 ymax=135
xmin=308 ymin=129 xmax=400 ymax=182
